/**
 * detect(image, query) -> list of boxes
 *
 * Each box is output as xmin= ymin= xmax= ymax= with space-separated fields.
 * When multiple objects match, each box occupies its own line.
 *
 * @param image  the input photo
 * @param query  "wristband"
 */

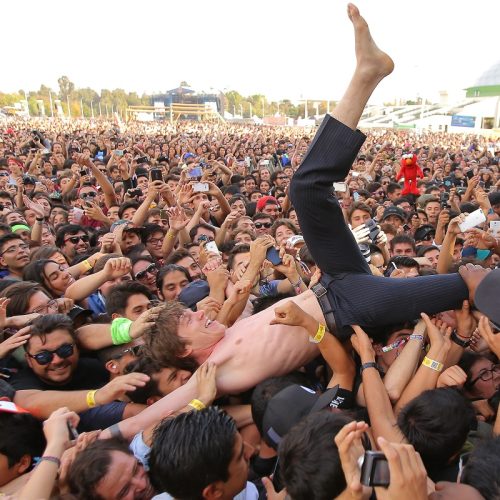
xmin=409 ymin=334 xmax=424 ymax=343
xmin=86 ymin=389 xmax=98 ymax=408
xmin=421 ymin=356 xmax=444 ymax=372
xmin=188 ymin=399 xmax=206 ymax=411
xmin=289 ymin=276 xmax=303 ymax=288
xmin=360 ymin=361 xmax=379 ymax=374
xmin=80 ymin=259 xmax=93 ymax=273
xmin=309 ymin=323 xmax=326 ymax=344
xmin=110 ymin=318 xmax=133 ymax=345
xmin=166 ymin=231 xmax=176 ymax=240
xmin=38 ymin=456 xmax=61 ymax=468
xmin=35 ymin=217 xmax=44 ymax=222
xmin=451 ymin=330 xmax=471 ymax=348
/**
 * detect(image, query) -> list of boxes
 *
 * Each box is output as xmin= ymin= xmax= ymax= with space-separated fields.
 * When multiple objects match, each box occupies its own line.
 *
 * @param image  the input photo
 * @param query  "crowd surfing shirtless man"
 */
xmin=102 ymin=3 xmax=494 ymax=440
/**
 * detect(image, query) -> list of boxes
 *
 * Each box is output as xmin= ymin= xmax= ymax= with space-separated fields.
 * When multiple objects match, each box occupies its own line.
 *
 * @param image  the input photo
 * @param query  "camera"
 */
xmin=365 ymin=219 xmax=380 ymax=243
xmin=440 ymin=192 xmax=450 ymax=209
xmin=150 ymin=169 xmax=163 ymax=182
xmin=360 ymin=450 xmax=390 ymax=487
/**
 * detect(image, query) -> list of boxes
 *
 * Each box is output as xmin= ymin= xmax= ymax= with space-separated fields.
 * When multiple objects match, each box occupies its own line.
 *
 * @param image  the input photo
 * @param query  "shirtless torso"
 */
xmin=117 ymin=291 xmax=326 ymax=438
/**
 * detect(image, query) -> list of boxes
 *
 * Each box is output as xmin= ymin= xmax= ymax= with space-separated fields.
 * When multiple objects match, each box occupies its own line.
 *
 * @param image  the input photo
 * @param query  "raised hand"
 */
xmin=270 ymin=300 xmax=311 ymax=328
xmin=0 ymin=327 xmax=31 ymax=359
xmin=167 ymin=206 xmax=190 ymax=232
xmin=103 ymin=257 xmax=132 ymax=280
xmin=196 ymin=362 xmax=217 ymax=406
xmin=478 ymin=315 xmax=500 ymax=358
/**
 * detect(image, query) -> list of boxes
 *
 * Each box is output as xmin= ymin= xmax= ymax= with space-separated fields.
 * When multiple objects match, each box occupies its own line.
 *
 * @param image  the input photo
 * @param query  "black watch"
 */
xmin=360 ymin=361 xmax=379 ymax=374
xmin=451 ymin=330 xmax=471 ymax=349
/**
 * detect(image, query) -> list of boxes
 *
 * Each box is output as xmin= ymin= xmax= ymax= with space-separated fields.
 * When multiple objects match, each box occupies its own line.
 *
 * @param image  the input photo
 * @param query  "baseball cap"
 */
xmin=414 ymin=225 xmax=436 ymax=242
xmin=474 ymin=269 xmax=500 ymax=329
xmin=256 ymin=195 xmax=278 ymax=212
xmin=381 ymin=206 xmax=406 ymax=222
xmin=262 ymin=384 xmax=339 ymax=449
xmin=178 ymin=280 xmax=210 ymax=310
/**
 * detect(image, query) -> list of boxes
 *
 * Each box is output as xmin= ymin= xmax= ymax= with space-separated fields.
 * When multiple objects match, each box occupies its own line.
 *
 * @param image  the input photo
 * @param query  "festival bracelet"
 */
xmin=86 ymin=389 xmax=98 ymax=408
xmin=309 ymin=323 xmax=326 ymax=344
xmin=188 ymin=399 xmax=206 ymax=411
xmin=421 ymin=356 xmax=443 ymax=372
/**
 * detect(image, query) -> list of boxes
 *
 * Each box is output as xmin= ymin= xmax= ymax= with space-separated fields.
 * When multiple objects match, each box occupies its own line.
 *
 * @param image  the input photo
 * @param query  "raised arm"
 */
xmin=351 ymin=325 xmax=406 ymax=443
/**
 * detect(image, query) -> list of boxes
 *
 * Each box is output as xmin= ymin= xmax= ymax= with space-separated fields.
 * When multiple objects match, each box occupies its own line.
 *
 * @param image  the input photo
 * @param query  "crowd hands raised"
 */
xmin=0 ymin=99 xmax=500 ymax=500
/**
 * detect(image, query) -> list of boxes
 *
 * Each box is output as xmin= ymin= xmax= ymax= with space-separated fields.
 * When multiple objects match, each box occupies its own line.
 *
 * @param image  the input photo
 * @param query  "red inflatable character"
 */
xmin=397 ymin=153 xmax=423 ymax=196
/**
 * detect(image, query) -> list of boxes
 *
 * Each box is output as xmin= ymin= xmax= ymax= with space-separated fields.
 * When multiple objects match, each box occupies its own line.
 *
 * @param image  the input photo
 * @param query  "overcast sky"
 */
xmin=2 ymin=0 xmax=499 ymax=104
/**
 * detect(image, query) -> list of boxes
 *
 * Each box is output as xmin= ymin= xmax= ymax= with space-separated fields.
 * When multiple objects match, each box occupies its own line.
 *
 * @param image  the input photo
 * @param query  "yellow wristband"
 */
xmin=421 ymin=356 xmax=443 ymax=372
xmin=80 ymin=259 xmax=93 ymax=272
xmin=167 ymin=231 xmax=177 ymax=240
xmin=309 ymin=323 xmax=326 ymax=344
xmin=86 ymin=389 xmax=98 ymax=408
xmin=188 ymin=399 xmax=206 ymax=411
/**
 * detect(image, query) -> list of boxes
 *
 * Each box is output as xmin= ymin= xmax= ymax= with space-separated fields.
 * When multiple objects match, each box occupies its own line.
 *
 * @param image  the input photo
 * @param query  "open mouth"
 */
xmin=205 ymin=318 xmax=213 ymax=328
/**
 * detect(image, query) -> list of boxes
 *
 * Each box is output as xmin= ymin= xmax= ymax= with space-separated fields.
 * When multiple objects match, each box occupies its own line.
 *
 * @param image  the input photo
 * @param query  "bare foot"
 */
xmin=347 ymin=3 xmax=394 ymax=83
xmin=459 ymin=263 xmax=490 ymax=304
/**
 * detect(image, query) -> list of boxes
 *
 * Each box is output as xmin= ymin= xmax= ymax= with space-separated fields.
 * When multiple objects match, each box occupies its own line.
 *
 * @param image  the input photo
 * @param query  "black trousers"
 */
xmin=290 ymin=115 xmax=468 ymax=339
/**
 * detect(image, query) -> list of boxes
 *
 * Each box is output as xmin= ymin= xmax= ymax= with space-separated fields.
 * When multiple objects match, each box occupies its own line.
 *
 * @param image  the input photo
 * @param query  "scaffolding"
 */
xmin=126 ymin=103 xmax=224 ymax=123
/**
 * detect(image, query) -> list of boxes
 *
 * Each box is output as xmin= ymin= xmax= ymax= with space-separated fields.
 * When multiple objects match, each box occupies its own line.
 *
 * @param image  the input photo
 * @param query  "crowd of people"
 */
xmin=1 ymin=5 xmax=500 ymax=500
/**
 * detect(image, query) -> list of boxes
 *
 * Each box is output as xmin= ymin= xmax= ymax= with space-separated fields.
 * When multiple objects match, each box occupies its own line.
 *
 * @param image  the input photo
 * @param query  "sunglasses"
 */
xmin=255 ymin=222 xmax=272 ymax=229
xmin=28 ymin=343 xmax=74 ymax=365
xmin=65 ymin=235 xmax=89 ymax=244
xmin=118 ymin=345 xmax=143 ymax=358
xmin=80 ymin=191 xmax=97 ymax=199
xmin=135 ymin=263 xmax=158 ymax=280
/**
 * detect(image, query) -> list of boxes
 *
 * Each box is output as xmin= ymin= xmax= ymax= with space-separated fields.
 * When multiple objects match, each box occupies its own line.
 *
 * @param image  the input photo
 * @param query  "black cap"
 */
xmin=262 ymin=384 xmax=339 ymax=449
xmin=475 ymin=269 xmax=500 ymax=328
xmin=382 ymin=206 xmax=406 ymax=222
xmin=414 ymin=224 xmax=435 ymax=242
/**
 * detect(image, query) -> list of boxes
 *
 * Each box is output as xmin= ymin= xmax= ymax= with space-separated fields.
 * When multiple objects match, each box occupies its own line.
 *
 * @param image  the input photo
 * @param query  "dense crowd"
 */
xmin=1 ymin=9 xmax=500 ymax=496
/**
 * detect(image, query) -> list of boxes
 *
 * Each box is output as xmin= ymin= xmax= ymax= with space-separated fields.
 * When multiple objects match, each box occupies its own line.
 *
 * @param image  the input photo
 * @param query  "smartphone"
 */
xmin=128 ymin=188 xmax=143 ymax=198
xmin=458 ymin=208 xmax=486 ymax=232
xmin=79 ymin=168 xmax=88 ymax=176
xmin=67 ymin=421 xmax=79 ymax=440
xmin=490 ymin=220 xmax=500 ymax=237
xmin=360 ymin=451 xmax=390 ymax=487
xmin=115 ymin=150 xmax=124 ymax=157
xmin=150 ymin=169 xmax=163 ymax=182
xmin=351 ymin=171 xmax=360 ymax=177
xmin=159 ymin=209 xmax=168 ymax=220
xmin=193 ymin=182 xmax=209 ymax=192
xmin=72 ymin=207 xmax=84 ymax=223
xmin=353 ymin=192 xmax=360 ymax=202
xmin=365 ymin=219 xmax=380 ymax=242
xmin=187 ymin=166 xmax=203 ymax=179
xmin=466 ymin=170 xmax=475 ymax=180
xmin=333 ymin=182 xmax=347 ymax=192
xmin=266 ymin=247 xmax=282 ymax=266
xmin=205 ymin=240 xmax=219 ymax=254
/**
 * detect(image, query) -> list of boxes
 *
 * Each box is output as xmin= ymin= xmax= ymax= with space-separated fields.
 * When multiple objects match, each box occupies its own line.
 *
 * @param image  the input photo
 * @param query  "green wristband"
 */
xmin=111 ymin=318 xmax=133 ymax=345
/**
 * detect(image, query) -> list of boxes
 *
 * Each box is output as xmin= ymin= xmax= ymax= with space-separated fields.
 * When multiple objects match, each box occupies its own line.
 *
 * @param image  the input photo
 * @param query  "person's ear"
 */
xmin=111 ymin=313 xmax=120 ymax=321
xmin=16 ymin=454 xmax=32 ymax=475
xmin=157 ymin=290 xmax=165 ymax=301
xmin=0 ymin=255 xmax=6 ymax=267
xmin=178 ymin=346 xmax=193 ymax=358
xmin=202 ymin=482 xmax=224 ymax=500
xmin=105 ymin=360 xmax=120 ymax=374
xmin=25 ymin=352 xmax=34 ymax=370
xmin=146 ymin=395 xmax=161 ymax=406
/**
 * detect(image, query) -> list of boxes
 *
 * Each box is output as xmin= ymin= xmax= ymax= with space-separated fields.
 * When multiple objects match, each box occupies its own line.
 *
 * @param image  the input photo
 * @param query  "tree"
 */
xmin=58 ymin=76 xmax=75 ymax=99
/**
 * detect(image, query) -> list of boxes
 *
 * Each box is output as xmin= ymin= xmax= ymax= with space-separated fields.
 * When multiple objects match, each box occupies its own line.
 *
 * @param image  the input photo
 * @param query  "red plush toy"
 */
xmin=396 ymin=153 xmax=423 ymax=196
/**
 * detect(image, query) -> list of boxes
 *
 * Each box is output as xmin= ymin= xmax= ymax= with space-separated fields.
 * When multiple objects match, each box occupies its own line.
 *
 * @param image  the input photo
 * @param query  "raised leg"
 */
xmin=290 ymin=4 xmax=394 ymax=276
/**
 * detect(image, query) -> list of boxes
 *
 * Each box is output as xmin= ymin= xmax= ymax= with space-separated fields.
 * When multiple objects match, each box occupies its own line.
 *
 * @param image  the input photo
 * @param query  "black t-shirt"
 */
xmin=9 ymin=357 xmax=109 ymax=391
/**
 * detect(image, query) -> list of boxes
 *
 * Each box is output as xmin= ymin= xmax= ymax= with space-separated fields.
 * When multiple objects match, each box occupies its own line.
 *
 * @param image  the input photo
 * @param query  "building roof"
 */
xmin=472 ymin=60 xmax=500 ymax=88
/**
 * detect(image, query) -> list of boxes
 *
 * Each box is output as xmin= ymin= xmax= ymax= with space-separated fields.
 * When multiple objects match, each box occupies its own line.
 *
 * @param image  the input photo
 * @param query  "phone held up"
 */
xmin=360 ymin=450 xmax=390 ymax=487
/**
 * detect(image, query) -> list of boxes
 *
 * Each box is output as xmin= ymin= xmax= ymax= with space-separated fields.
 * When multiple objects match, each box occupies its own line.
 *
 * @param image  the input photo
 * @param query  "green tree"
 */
xmin=58 ymin=76 xmax=75 ymax=100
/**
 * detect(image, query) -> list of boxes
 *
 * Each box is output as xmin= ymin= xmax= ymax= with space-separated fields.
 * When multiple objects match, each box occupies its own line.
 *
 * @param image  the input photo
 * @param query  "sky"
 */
xmin=2 ymin=0 xmax=499 ymax=105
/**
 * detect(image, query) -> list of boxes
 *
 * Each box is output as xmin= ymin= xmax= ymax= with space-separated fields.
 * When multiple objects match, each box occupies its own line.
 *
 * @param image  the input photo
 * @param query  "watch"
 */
xmin=451 ymin=330 xmax=471 ymax=349
xmin=360 ymin=362 xmax=379 ymax=374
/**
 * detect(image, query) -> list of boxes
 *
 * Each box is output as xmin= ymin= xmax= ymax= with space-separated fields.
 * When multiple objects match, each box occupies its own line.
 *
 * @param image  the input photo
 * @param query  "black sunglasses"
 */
xmin=65 ymin=235 xmax=89 ymax=244
xmin=81 ymin=191 xmax=97 ymax=199
xmin=135 ymin=263 xmax=158 ymax=280
xmin=255 ymin=222 xmax=272 ymax=229
xmin=28 ymin=343 xmax=74 ymax=365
